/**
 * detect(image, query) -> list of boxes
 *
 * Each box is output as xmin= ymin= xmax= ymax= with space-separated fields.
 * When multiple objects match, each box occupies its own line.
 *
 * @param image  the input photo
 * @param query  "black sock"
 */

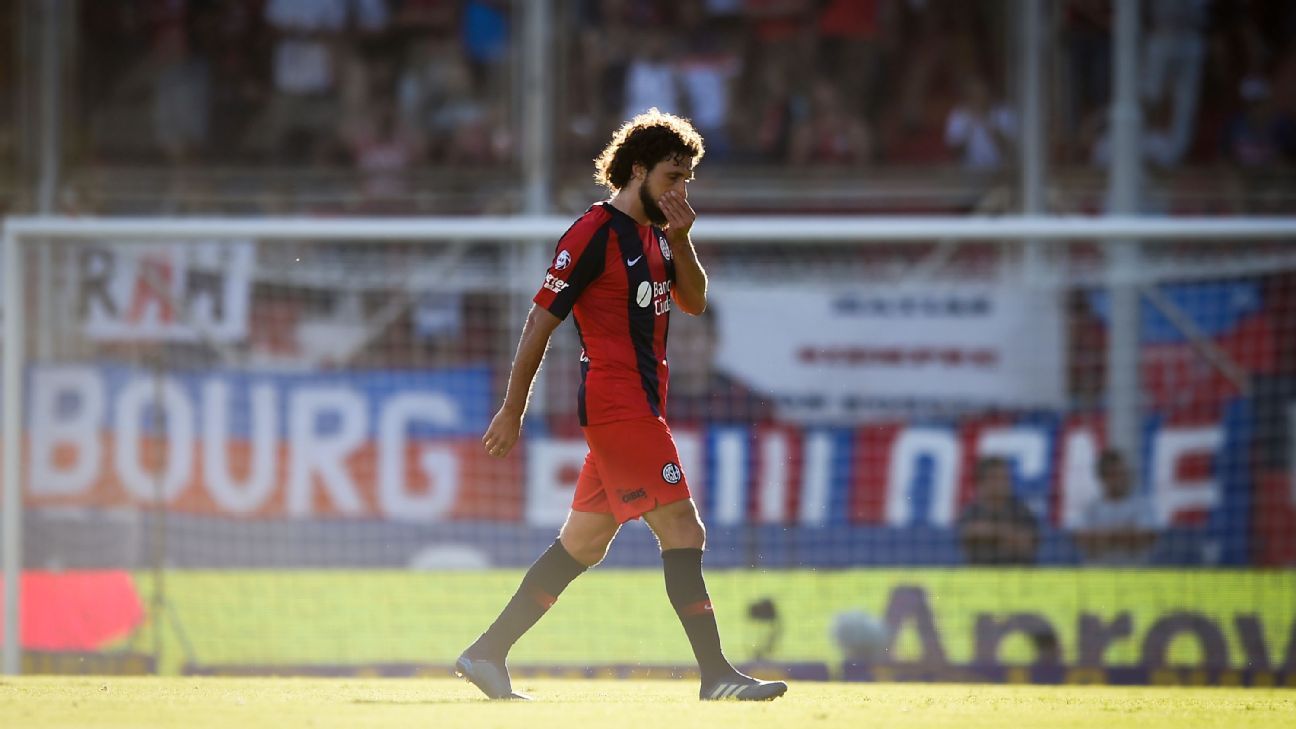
xmin=467 ymin=540 xmax=588 ymax=660
xmin=662 ymin=548 xmax=735 ymax=683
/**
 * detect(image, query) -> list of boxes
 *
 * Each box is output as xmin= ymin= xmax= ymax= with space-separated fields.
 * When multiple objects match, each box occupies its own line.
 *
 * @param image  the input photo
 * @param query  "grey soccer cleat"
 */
xmin=454 ymin=653 xmax=531 ymax=700
xmin=699 ymin=673 xmax=789 ymax=701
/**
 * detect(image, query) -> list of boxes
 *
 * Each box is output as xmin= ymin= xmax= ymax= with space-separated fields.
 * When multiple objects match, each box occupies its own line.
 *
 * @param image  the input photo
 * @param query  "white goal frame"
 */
xmin=4 ymin=212 xmax=1296 ymax=675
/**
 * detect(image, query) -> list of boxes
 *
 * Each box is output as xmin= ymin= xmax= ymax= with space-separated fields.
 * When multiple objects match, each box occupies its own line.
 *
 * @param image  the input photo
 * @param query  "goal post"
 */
xmin=3 ymin=213 xmax=1296 ymax=677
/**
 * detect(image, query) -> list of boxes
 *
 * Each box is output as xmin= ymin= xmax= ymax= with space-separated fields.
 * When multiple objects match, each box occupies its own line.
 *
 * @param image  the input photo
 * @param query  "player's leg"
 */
xmin=643 ymin=497 xmax=788 ymax=701
xmin=458 ymin=455 xmax=618 ymax=699
xmin=464 ymin=510 xmax=616 ymax=658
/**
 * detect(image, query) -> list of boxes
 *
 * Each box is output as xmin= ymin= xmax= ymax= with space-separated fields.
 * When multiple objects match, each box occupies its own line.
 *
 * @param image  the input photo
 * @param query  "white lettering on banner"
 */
xmin=379 ymin=392 xmax=461 ymax=521
xmin=1152 ymin=426 xmax=1224 ymax=526
xmin=30 ymin=367 xmax=104 ymax=497
xmin=799 ymin=431 xmax=834 ymax=526
xmin=758 ymin=432 xmax=790 ymax=523
xmin=202 ymin=380 xmax=278 ymax=513
xmin=673 ymin=430 xmax=704 ymax=504
xmin=886 ymin=429 xmax=960 ymax=526
xmin=288 ymin=388 xmax=367 ymax=517
xmin=526 ymin=439 xmax=589 ymax=527
xmin=77 ymin=241 xmax=254 ymax=343
xmin=1060 ymin=429 xmax=1103 ymax=529
xmin=116 ymin=377 xmax=195 ymax=502
xmin=712 ymin=429 xmax=748 ymax=526
xmin=26 ymin=366 xmax=480 ymax=518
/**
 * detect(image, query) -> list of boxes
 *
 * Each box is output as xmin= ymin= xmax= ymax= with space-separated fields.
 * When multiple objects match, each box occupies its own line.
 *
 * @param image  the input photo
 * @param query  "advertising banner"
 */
xmin=708 ymin=280 xmax=1066 ymax=419
xmin=73 ymin=240 xmax=255 ymax=343
xmin=23 ymin=365 xmax=1272 ymax=566
xmin=24 ymin=364 xmax=503 ymax=521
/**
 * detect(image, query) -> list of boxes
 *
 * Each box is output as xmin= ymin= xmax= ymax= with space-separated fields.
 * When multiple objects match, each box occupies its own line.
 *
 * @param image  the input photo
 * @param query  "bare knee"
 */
xmin=647 ymin=501 xmax=706 ymax=551
xmin=560 ymin=526 xmax=617 ymax=566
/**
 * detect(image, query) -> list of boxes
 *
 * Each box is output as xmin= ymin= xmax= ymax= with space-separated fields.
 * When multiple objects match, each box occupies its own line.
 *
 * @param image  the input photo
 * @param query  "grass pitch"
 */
xmin=1 ymin=677 xmax=1292 ymax=729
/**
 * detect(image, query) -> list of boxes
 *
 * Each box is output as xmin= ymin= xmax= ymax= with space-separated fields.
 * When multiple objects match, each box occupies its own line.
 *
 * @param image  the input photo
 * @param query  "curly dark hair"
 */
xmin=593 ymin=108 xmax=705 ymax=192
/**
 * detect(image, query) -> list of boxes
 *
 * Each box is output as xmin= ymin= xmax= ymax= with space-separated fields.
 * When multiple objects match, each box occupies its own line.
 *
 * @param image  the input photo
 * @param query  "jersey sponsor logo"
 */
xmin=554 ymin=250 xmax=571 ymax=270
xmin=636 ymin=281 xmax=652 ymax=307
xmin=652 ymin=280 xmax=672 ymax=316
xmin=662 ymin=462 xmax=683 ymax=484
xmin=620 ymin=488 xmax=647 ymax=503
xmin=626 ymin=255 xmax=643 ymax=266
xmin=658 ymin=235 xmax=672 ymax=261
xmin=543 ymin=273 xmax=569 ymax=293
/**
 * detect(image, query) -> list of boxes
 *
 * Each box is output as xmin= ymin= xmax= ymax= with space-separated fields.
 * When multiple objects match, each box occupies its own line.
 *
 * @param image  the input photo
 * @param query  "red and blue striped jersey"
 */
xmin=533 ymin=203 xmax=677 ymax=426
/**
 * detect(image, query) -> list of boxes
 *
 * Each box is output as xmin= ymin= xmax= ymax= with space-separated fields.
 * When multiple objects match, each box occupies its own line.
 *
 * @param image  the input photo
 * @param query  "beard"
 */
xmin=639 ymin=184 xmax=668 ymax=226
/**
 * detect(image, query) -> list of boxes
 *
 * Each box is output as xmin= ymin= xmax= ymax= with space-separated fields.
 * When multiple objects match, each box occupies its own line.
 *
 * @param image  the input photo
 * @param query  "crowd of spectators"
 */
xmin=69 ymin=0 xmax=1294 ymax=182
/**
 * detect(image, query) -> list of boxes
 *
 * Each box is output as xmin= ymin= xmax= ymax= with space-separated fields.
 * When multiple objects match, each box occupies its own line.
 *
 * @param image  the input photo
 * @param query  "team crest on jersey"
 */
xmin=662 ymin=462 xmax=682 ymax=484
xmin=657 ymin=235 xmax=672 ymax=261
xmin=555 ymin=249 xmax=571 ymax=270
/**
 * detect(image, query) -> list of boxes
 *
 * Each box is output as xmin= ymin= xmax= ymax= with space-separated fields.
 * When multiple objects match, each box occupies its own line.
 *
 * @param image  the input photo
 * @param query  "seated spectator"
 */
xmin=789 ymin=79 xmax=873 ymax=166
xmin=674 ymin=0 xmax=742 ymax=160
xmin=1223 ymin=75 xmax=1296 ymax=170
xmin=344 ymin=102 xmax=422 ymax=205
xmin=1141 ymin=0 xmax=1207 ymax=167
xmin=1073 ymin=449 xmax=1159 ymax=565
xmin=623 ymin=30 xmax=681 ymax=120
xmin=944 ymin=77 xmax=1016 ymax=171
xmin=958 ymin=456 xmax=1039 ymax=565
xmin=1083 ymin=101 xmax=1182 ymax=170
xmin=731 ymin=54 xmax=797 ymax=162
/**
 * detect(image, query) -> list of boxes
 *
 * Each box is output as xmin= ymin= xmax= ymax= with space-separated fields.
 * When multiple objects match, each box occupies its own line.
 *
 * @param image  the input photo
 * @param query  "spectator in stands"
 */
xmin=623 ymin=30 xmax=682 ymax=121
xmin=460 ymin=0 xmax=511 ymax=96
xmin=894 ymin=1 xmax=986 ymax=132
xmin=428 ymin=50 xmax=499 ymax=165
xmin=789 ymin=79 xmax=874 ymax=166
xmin=1223 ymin=74 xmax=1296 ymax=170
xmin=814 ymin=0 xmax=890 ymax=123
xmin=151 ymin=22 xmax=211 ymax=164
xmin=958 ymin=456 xmax=1039 ymax=566
xmin=252 ymin=0 xmax=389 ymax=161
xmin=1083 ymin=101 xmax=1182 ymax=171
xmin=1061 ymin=0 xmax=1111 ymax=159
xmin=674 ymin=0 xmax=742 ymax=160
xmin=344 ymin=100 xmax=422 ymax=206
xmin=944 ymin=76 xmax=1016 ymax=171
xmin=731 ymin=54 xmax=797 ymax=163
xmin=1073 ymin=449 xmax=1159 ymax=565
xmin=1141 ymin=0 xmax=1208 ymax=167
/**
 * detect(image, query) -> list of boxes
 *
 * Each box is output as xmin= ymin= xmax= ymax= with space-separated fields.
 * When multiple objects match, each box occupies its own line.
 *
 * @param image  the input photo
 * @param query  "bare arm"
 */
xmin=658 ymin=189 xmax=708 ymax=315
xmin=482 ymin=304 xmax=563 ymax=458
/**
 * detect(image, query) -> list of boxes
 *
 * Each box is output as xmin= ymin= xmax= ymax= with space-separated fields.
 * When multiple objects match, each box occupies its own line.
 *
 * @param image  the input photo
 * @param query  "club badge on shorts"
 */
xmin=661 ymin=462 xmax=682 ymax=484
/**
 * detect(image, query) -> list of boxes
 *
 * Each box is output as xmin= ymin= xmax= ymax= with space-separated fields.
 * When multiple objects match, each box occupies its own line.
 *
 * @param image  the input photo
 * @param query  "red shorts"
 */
xmin=573 ymin=416 xmax=692 ymax=524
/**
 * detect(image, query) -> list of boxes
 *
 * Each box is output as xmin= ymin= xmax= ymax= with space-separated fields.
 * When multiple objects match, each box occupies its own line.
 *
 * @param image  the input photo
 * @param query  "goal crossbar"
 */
xmin=5 ymin=214 xmax=1296 ymax=243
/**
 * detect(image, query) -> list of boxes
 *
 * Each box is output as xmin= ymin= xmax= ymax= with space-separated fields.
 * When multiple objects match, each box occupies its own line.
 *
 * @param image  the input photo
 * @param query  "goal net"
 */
xmin=4 ymin=216 xmax=1295 ymax=683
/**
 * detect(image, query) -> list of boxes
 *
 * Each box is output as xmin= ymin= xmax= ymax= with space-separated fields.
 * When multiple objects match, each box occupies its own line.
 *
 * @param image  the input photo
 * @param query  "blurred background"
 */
xmin=1 ymin=0 xmax=1293 ymax=215
xmin=1 ymin=0 xmax=1295 ymax=687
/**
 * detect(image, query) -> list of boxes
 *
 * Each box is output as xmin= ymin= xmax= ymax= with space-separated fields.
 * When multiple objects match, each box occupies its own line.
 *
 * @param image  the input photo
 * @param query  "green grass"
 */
xmin=1 ymin=677 xmax=1293 ymax=729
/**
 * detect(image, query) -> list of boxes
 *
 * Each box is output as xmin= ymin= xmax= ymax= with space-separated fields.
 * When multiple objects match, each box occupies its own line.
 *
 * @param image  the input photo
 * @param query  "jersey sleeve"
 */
xmin=533 ymin=214 xmax=610 ymax=320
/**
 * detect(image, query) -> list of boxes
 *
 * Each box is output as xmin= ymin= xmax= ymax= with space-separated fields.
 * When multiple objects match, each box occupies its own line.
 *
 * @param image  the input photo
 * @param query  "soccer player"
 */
xmin=455 ymin=109 xmax=788 ymax=702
